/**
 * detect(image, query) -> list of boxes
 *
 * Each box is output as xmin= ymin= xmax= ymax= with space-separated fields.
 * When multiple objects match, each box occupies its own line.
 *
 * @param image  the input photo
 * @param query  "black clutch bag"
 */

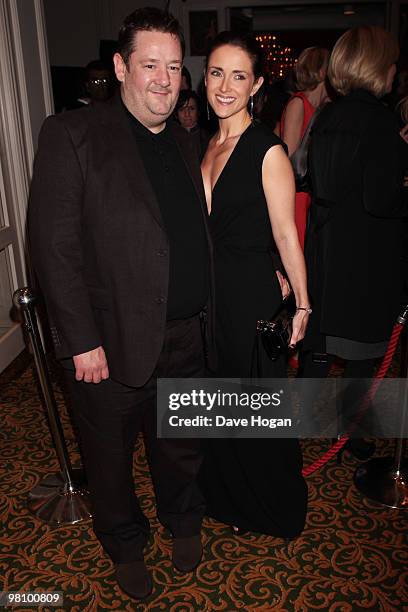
xmin=257 ymin=308 xmax=293 ymax=361
xmin=251 ymin=304 xmax=294 ymax=376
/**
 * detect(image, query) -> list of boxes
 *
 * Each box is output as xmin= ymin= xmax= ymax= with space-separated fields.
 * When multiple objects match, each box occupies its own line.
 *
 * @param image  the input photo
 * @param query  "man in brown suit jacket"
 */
xmin=28 ymin=8 xmax=214 ymax=601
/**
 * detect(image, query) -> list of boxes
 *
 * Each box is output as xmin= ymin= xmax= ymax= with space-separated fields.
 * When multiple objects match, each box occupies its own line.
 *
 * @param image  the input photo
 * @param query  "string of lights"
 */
xmin=255 ymin=34 xmax=297 ymax=82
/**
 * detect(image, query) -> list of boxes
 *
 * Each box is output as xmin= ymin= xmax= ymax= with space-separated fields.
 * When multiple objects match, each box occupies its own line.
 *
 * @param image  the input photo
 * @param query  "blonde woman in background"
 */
xmin=280 ymin=47 xmax=329 ymax=249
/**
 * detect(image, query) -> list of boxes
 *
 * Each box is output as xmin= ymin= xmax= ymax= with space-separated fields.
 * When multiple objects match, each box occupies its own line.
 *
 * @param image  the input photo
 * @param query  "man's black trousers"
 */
xmin=64 ymin=315 xmax=206 ymax=563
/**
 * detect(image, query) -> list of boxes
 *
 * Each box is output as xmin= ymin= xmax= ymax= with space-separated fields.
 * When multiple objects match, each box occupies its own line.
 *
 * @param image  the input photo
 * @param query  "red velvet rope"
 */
xmin=302 ymin=321 xmax=404 ymax=477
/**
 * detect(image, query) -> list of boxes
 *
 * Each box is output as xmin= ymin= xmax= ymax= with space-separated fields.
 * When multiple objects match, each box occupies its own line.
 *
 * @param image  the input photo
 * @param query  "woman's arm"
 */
xmin=281 ymin=97 xmax=304 ymax=156
xmin=262 ymin=144 xmax=310 ymax=345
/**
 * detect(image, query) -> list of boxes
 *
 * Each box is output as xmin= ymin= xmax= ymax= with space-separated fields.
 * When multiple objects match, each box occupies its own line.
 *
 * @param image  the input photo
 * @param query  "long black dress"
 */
xmin=199 ymin=122 xmax=307 ymax=538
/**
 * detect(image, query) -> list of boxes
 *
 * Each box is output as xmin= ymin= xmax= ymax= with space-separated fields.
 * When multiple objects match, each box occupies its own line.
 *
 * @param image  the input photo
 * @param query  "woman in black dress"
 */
xmin=199 ymin=32 xmax=310 ymax=538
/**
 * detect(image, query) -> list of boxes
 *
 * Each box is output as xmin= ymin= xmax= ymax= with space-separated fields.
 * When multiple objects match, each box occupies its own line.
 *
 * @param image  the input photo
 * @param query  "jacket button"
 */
xmin=155 ymin=296 xmax=166 ymax=304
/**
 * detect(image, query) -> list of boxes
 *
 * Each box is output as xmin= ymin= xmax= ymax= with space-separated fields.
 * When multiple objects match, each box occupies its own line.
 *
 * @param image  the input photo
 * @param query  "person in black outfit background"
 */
xmin=64 ymin=60 xmax=114 ymax=110
xmin=301 ymin=26 xmax=408 ymax=456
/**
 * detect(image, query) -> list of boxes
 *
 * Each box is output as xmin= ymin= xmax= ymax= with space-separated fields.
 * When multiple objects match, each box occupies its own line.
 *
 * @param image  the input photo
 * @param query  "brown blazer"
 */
xmin=28 ymin=93 xmax=215 ymax=386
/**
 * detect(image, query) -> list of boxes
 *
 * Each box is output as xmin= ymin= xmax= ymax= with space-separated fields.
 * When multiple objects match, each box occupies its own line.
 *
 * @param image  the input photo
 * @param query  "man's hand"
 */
xmin=73 ymin=346 xmax=109 ymax=383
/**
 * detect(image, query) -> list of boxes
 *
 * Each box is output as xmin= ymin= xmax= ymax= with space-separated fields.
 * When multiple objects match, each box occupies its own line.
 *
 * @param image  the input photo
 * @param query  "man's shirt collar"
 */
xmin=121 ymin=97 xmax=172 ymax=142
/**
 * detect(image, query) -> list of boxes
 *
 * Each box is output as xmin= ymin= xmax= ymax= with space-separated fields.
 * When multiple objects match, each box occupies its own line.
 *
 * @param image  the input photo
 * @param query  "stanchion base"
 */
xmin=28 ymin=469 xmax=92 ymax=525
xmin=354 ymin=457 xmax=408 ymax=509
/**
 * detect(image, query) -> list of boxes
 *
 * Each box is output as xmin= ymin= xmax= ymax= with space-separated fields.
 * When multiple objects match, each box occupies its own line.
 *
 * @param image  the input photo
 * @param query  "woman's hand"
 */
xmin=276 ymin=270 xmax=291 ymax=300
xmin=289 ymin=309 xmax=310 ymax=348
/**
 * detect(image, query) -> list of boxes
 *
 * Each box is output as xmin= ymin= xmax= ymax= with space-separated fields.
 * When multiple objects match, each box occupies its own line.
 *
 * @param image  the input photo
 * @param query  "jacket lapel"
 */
xmin=97 ymin=94 xmax=211 ymax=250
xmin=171 ymin=123 xmax=208 ymax=212
xmin=99 ymin=94 xmax=165 ymax=229
xmin=171 ymin=123 xmax=213 ymax=254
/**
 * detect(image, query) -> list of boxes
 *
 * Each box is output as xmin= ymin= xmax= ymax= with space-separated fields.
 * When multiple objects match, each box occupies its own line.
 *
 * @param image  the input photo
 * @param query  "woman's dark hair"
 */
xmin=182 ymin=66 xmax=192 ymax=89
xmin=117 ymin=7 xmax=185 ymax=66
xmin=175 ymin=89 xmax=200 ymax=114
xmin=205 ymin=31 xmax=264 ymax=80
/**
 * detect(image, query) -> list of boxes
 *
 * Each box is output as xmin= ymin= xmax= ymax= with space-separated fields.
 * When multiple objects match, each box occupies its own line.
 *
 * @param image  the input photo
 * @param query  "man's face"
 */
xmin=114 ymin=30 xmax=182 ymax=133
xmin=86 ymin=69 xmax=111 ymax=102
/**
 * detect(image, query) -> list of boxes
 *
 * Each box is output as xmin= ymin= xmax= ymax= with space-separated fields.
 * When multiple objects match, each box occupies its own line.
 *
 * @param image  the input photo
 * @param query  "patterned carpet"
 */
xmin=0 ymin=351 xmax=407 ymax=611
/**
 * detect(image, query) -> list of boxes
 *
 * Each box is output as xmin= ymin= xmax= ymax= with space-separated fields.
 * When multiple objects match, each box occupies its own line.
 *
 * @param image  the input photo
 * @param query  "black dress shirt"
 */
xmin=125 ymin=105 xmax=209 ymax=320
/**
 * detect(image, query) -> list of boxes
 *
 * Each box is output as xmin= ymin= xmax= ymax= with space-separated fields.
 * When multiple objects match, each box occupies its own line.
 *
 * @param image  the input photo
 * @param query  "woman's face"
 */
xmin=177 ymin=97 xmax=198 ymax=129
xmin=205 ymin=44 xmax=263 ymax=120
xmin=385 ymin=63 xmax=397 ymax=94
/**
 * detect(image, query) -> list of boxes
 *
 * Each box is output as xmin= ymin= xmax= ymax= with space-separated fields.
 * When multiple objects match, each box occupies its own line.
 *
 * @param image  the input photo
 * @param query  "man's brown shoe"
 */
xmin=172 ymin=534 xmax=202 ymax=573
xmin=114 ymin=560 xmax=152 ymax=600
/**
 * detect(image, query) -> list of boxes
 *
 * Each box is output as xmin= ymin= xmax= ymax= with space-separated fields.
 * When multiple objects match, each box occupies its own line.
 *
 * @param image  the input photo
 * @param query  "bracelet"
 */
xmin=296 ymin=306 xmax=313 ymax=314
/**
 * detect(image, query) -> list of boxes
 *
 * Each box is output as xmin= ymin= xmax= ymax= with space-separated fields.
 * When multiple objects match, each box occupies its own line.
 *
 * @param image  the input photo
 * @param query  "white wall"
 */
xmin=43 ymin=0 xmax=166 ymax=67
xmin=43 ymin=0 xmax=101 ymax=66
xmin=43 ymin=0 xmax=398 ymax=69
xmin=0 ymin=0 xmax=54 ymax=370
xmin=16 ymin=0 xmax=53 ymax=148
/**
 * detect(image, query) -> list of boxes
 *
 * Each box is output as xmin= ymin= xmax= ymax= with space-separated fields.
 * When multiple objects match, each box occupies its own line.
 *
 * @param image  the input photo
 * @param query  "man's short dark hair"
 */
xmin=117 ymin=7 xmax=185 ymax=66
xmin=85 ymin=60 xmax=110 ymax=80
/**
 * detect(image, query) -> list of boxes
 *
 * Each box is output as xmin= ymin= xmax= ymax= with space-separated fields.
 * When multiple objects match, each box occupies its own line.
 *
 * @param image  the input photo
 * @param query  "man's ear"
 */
xmin=113 ymin=53 xmax=126 ymax=83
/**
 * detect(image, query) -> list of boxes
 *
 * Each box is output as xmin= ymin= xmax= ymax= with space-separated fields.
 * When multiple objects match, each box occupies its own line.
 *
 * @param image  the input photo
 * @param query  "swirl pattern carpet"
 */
xmin=0 ymin=352 xmax=407 ymax=611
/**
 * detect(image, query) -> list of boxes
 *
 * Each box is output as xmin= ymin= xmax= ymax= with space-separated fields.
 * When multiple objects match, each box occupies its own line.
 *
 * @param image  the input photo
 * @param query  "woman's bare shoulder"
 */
xmin=285 ymin=96 xmax=304 ymax=115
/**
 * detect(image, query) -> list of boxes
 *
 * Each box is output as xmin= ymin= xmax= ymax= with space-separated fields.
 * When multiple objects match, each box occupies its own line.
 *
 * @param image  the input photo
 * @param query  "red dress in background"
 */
xmin=280 ymin=92 xmax=315 ymax=249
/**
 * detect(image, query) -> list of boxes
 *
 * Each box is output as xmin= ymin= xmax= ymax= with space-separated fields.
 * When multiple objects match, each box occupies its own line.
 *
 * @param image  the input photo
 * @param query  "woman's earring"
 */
xmin=207 ymin=101 xmax=210 ymax=121
xmin=249 ymin=95 xmax=254 ymax=120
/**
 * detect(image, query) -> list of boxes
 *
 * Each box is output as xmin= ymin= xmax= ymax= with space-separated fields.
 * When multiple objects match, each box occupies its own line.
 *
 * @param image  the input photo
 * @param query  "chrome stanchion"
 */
xmin=13 ymin=287 xmax=91 ymax=525
xmin=354 ymin=308 xmax=408 ymax=509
